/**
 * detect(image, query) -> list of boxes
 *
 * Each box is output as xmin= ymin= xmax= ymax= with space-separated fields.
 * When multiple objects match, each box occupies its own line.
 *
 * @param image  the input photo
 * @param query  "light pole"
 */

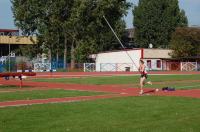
xmin=8 ymin=36 xmax=11 ymax=72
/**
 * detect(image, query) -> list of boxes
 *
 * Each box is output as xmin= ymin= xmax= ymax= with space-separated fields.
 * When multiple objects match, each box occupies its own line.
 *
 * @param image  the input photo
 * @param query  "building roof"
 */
xmin=0 ymin=29 xmax=19 ymax=32
xmin=90 ymin=48 xmax=172 ymax=59
xmin=0 ymin=36 xmax=37 ymax=45
xmin=143 ymin=49 xmax=172 ymax=59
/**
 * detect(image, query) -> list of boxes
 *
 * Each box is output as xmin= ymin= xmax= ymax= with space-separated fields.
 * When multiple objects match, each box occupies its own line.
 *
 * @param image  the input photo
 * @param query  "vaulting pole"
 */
xmin=103 ymin=16 xmax=139 ymax=70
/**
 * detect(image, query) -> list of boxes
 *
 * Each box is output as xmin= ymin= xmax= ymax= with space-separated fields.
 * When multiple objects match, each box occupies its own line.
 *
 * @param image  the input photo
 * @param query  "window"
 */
xmin=157 ymin=60 xmax=161 ymax=68
xmin=147 ymin=60 xmax=151 ymax=68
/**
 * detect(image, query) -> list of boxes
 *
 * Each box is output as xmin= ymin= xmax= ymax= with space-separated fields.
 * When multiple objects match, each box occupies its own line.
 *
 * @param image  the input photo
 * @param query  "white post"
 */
xmin=180 ymin=62 xmax=183 ymax=71
xmin=84 ymin=63 xmax=86 ymax=72
xmin=195 ymin=62 xmax=198 ymax=71
xmin=9 ymin=44 xmax=11 ymax=72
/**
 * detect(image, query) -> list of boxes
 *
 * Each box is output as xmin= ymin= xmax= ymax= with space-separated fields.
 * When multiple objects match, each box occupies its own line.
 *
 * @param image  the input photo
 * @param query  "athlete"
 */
xmin=139 ymin=60 xmax=152 ymax=94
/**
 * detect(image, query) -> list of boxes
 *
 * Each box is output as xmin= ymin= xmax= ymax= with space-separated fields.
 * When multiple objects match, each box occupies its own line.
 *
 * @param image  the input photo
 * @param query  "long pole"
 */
xmin=103 ymin=16 xmax=139 ymax=70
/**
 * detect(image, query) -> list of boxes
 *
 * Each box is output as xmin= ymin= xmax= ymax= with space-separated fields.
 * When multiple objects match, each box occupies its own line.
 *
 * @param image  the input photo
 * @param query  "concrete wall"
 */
xmin=94 ymin=49 xmax=173 ymax=72
xmin=95 ymin=50 xmax=141 ymax=72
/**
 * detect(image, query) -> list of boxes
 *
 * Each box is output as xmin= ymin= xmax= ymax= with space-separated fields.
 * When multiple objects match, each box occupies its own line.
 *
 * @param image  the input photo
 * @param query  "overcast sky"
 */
xmin=0 ymin=0 xmax=200 ymax=29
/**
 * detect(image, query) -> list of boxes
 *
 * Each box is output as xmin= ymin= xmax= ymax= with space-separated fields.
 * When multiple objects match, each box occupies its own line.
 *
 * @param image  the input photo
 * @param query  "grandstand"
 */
xmin=0 ymin=29 xmax=37 ymax=72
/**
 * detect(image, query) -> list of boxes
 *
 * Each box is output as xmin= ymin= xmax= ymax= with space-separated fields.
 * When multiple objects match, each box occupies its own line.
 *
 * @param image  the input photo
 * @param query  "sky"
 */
xmin=125 ymin=0 xmax=200 ymax=28
xmin=0 ymin=0 xmax=200 ymax=29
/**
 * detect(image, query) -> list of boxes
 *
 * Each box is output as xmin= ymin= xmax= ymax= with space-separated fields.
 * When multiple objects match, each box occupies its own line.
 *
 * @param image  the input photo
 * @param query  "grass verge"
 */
xmin=0 ymin=96 xmax=200 ymax=132
xmin=0 ymin=89 xmax=105 ymax=102
xmin=33 ymin=74 xmax=200 ymax=89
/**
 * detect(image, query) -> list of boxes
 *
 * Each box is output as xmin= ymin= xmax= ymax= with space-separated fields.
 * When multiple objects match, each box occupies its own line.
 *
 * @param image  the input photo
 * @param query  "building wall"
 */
xmin=94 ymin=49 xmax=173 ymax=72
xmin=143 ymin=59 xmax=163 ymax=71
xmin=95 ymin=49 xmax=141 ymax=72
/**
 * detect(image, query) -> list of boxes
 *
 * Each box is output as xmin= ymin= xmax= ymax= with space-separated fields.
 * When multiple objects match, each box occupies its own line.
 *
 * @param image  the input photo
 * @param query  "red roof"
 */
xmin=0 ymin=29 xmax=19 ymax=32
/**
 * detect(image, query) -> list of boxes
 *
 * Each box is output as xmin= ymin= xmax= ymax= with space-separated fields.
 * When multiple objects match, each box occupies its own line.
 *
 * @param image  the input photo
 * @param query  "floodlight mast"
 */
xmin=103 ymin=15 xmax=139 ymax=71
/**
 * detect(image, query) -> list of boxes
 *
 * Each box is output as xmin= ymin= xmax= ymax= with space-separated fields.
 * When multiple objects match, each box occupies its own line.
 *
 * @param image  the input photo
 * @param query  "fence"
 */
xmin=85 ymin=62 xmax=200 ymax=72
xmin=0 ymin=61 xmax=84 ymax=73
xmin=98 ymin=63 xmax=136 ymax=72
xmin=34 ymin=63 xmax=51 ymax=72
xmin=0 ymin=61 xmax=34 ymax=72
xmin=84 ymin=63 xmax=95 ymax=72
xmin=66 ymin=63 xmax=84 ymax=72
xmin=2 ymin=61 xmax=200 ymax=73
xmin=164 ymin=61 xmax=181 ymax=71
xmin=181 ymin=62 xmax=198 ymax=71
xmin=198 ymin=62 xmax=200 ymax=71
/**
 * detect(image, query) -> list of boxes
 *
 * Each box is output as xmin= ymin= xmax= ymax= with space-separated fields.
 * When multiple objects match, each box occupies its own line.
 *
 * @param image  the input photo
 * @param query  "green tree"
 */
xmin=170 ymin=27 xmax=200 ymax=58
xmin=12 ymin=0 xmax=74 ymax=66
xmin=11 ymin=0 xmax=130 ymax=69
xmin=178 ymin=10 xmax=188 ymax=27
xmin=15 ymin=44 xmax=40 ymax=59
xmin=68 ymin=0 xmax=129 ymax=63
xmin=133 ymin=0 xmax=188 ymax=48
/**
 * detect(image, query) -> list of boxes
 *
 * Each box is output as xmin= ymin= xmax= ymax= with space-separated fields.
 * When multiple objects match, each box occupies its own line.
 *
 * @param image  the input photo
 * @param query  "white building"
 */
xmin=92 ymin=49 xmax=172 ymax=72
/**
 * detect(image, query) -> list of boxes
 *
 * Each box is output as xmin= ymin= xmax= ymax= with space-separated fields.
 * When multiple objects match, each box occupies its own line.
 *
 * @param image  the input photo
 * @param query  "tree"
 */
xmin=12 ymin=0 xmax=74 ymax=67
xmin=11 ymin=0 xmax=130 ymax=69
xmin=14 ymin=44 xmax=40 ymax=59
xmin=170 ymin=27 xmax=200 ymax=58
xmin=67 ymin=0 xmax=130 ymax=63
xmin=133 ymin=0 xmax=188 ymax=48
xmin=178 ymin=10 xmax=188 ymax=27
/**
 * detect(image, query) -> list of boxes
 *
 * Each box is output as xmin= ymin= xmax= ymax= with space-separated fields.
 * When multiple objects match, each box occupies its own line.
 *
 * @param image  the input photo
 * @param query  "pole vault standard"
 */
xmin=103 ymin=16 xmax=139 ymax=70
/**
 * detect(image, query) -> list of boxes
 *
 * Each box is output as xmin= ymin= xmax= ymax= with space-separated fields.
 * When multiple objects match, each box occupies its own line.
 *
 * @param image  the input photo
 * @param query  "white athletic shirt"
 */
xmin=144 ymin=65 xmax=148 ymax=74
xmin=140 ymin=64 xmax=148 ymax=74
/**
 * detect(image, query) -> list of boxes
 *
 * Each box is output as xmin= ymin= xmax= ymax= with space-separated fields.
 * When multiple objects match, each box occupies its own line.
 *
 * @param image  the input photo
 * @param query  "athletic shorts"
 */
xmin=141 ymin=74 xmax=148 ymax=79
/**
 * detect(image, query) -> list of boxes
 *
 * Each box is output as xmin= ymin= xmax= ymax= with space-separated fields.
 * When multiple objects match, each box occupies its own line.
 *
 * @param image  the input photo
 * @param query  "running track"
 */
xmin=0 ymin=71 xmax=200 ymax=108
xmin=35 ymin=71 xmax=200 ymax=78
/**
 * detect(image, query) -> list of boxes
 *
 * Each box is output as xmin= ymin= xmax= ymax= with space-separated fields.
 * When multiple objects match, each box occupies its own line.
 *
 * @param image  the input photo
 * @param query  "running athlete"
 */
xmin=139 ymin=60 xmax=152 ymax=94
